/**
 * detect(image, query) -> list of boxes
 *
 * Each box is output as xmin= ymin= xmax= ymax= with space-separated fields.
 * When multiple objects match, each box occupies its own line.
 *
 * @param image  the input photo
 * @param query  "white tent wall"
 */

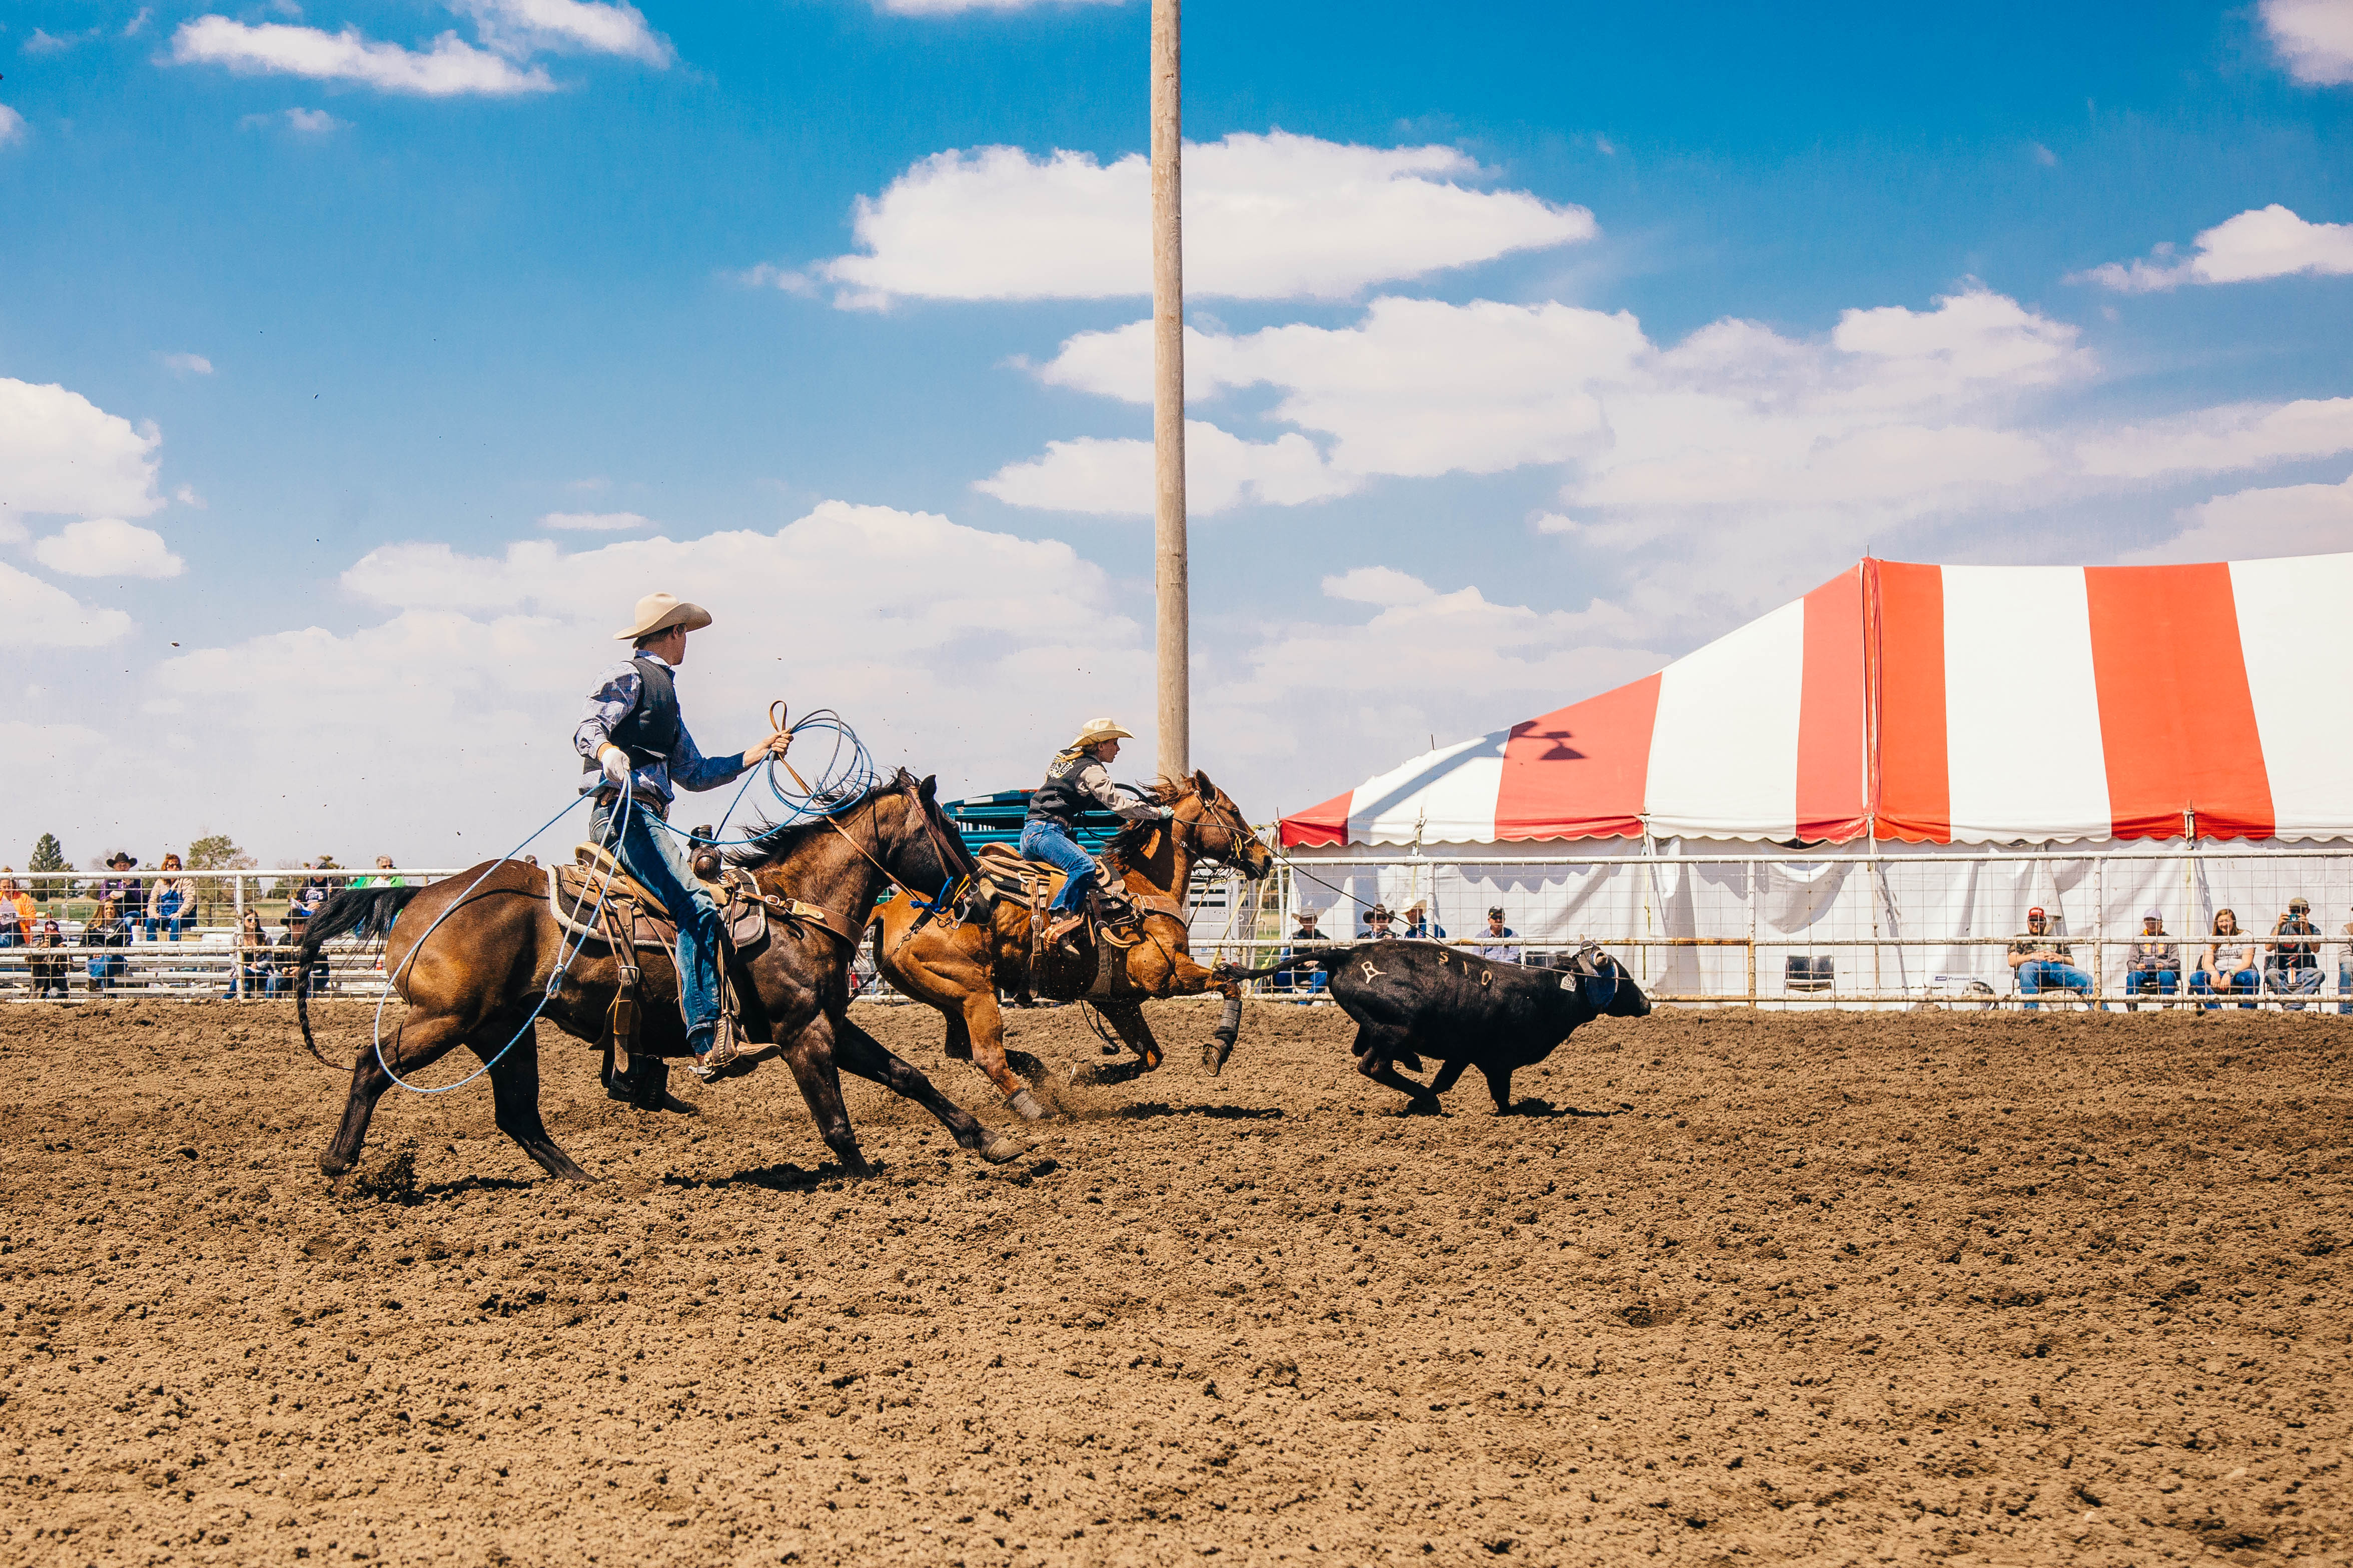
xmin=1253 ymin=838 xmax=2353 ymax=1005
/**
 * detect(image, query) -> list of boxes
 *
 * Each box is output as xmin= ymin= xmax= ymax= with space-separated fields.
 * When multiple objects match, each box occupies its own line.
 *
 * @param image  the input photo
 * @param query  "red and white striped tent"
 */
xmin=1282 ymin=553 xmax=2353 ymax=850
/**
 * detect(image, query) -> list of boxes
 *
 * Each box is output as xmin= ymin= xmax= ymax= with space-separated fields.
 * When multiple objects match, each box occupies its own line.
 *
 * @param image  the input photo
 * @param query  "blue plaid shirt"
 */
xmin=573 ymin=654 xmax=749 ymax=807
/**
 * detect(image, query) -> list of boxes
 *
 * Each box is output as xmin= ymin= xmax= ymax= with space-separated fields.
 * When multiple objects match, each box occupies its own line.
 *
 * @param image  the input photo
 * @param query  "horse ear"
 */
xmin=919 ymin=773 xmax=938 ymax=802
xmin=1192 ymin=767 xmax=1217 ymax=798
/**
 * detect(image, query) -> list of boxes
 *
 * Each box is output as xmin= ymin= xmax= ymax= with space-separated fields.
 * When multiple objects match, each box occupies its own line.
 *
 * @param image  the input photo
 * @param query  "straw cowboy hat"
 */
xmin=614 ymin=592 xmax=714 ymax=642
xmin=1067 ymin=717 xmax=1134 ymax=751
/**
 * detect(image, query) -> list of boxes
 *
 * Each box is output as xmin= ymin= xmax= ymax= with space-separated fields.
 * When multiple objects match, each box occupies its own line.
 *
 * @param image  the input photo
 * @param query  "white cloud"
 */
xmin=2074 ymin=397 xmax=2353 ymax=478
xmin=0 ymin=106 xmax=26 ymax=149
xmin=159 ymin=352 xmax=215 ymax=376
xmin=0 ymin=378 xmax=165 ymax=530
xmin=174 ymin=484 xmax=207 ymax=508
xmin=169 ymin=17 xmax=556 ymax=96
xmin=0 ymin=561 xmax=133 ymax=647
xmin=456 ymin=0 xmax=672 ymax=64
xmin=33 ymin=519 xmax=187 ymax=579
xmin=1004 ymin=287 xmax=2091 ymax=531
xmin=1322 ymin=566 xmax=1434 ymax=607
xmin=2080 ymin=205 xmax=2353 ymax=291
xmin=876 ymin=0 xmax=1126 ymax=12
xmin=284 ymin=107 xmax=343 ymax=133
xmin=2121 ymin=472 xmax=2353 ymax=564
xmin=974 ymin=419 xmax=1355 ymax=515
xmin=24 ymin=28 xmax=95 ymax=55
xmin=2262 ymin=0 xmax=2353 ymax=86
xmin=125 ymin=503 xmax=1151 ymax=853
xmin=538 ymin=510 xmax=652 ymax=531
xmin=796 ymin=132 xmax=1596 ymax=308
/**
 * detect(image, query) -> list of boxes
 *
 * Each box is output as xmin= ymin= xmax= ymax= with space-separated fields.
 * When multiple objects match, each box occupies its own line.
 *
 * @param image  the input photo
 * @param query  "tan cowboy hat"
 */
xmin=614 ymin=592 xmax=713 ymax=642
xmin=1067 ymin=717 xmax=1134 ymax=751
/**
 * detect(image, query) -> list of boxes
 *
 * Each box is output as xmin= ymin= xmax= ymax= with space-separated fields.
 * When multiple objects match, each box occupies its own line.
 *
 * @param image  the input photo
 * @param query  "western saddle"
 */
xmin=969 ymin=841 xmax=1187 ymax=999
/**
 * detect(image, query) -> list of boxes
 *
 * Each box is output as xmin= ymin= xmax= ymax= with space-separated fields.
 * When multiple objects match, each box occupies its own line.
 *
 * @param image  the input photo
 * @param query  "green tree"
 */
xmin=184 ymin=833 xmax=256 ymax=924
xmin=27 ymin=833 xmax=69 ymax=901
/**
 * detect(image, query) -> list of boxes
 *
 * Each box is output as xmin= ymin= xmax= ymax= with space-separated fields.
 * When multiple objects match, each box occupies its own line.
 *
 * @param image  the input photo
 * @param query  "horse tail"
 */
xmin=296 ymin=885 xmax=423 ymax=1068
xmin=1215 ymin=951 xmax=1325 ymax=983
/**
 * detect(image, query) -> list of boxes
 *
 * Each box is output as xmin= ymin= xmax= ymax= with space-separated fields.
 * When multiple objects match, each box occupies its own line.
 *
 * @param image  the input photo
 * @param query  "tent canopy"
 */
xmin=1281 ymin=552 xmax=2353 ymax=848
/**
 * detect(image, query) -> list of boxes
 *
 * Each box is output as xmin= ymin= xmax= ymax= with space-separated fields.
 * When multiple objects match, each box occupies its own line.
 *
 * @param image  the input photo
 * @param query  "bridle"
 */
xmin=1168 ymin=783 xmax=1261 ymax=874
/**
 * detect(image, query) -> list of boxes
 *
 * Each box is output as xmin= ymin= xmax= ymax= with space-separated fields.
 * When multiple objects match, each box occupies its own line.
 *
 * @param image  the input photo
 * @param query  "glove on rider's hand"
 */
xmin=1159 ymin=806 xmax=1177 ymax=820
xmin=599 ymin=746 xmax=631 ymax=788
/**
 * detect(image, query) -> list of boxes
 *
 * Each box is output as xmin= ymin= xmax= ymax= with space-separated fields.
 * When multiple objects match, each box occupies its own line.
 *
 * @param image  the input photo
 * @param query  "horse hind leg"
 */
xmin=477 ymin=1021 xmax=597 ymax=1185
xmin=1097 ymin=998 xmax=1161 ymax=1072
xmin=956 ymin=990 xmax=1051 ymax=1120
xmin=319 ymin=1008 xmax=468 ymax=1177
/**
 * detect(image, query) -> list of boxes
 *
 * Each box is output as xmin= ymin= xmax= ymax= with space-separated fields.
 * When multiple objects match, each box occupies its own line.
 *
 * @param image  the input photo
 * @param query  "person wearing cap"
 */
xmin=2008 ymin=905 xmax=2094 ymax=1010
xmin=2124 ymin=909 xmax=2179 ymax=1010
xmin=575 ymin=592 xmax=791 ymax=1077
xmin=31 ymin=920 xmax=69 ymax=999
xmin=2265 ymin=897 xmax=2322 ymax=1010
xmin=1021 ymin=718 xmax=1173 ymax=955
xmin=1471 ymin=907 xmax=1522 ymax=965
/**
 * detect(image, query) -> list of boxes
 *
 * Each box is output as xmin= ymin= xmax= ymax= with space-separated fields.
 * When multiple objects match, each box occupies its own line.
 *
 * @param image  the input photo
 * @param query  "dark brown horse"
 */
xmin=866 ymin=771 xmax=1273 ymax=1119
xmin=297 ymin=770 xmax=1025 ymax=1183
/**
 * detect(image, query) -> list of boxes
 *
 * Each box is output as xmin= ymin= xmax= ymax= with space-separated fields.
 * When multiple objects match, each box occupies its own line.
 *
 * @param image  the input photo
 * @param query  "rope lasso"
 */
xmin=368 ymin=785 xmax=634 ymax=1095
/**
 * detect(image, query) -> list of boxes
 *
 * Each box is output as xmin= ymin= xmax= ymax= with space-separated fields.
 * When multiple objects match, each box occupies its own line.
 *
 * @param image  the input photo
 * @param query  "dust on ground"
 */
xmin=1 ymin=997 xmax=2346 ymax=1566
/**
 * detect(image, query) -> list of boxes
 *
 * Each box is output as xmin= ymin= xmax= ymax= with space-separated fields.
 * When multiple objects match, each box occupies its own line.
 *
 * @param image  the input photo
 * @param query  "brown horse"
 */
xmin=297 ymin=770 xmax=1025 ymax=1184
xmin=866 ymin=771 xmax=1274 ymax=1119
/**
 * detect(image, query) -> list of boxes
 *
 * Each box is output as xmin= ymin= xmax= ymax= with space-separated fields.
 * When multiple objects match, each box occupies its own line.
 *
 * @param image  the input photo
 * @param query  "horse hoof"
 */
xmin=1008 ymin=1087 xmax=1052 ymax=1121
xmin=1202 ymin=1038 xmax=1234 ymax=1076
xmin=318 ymin=1153 xmax=353 ymax=1177
xmin=1137 ymin=1048 xmax=1163 ymax=1072
xmin=979 ymin=1134 xmax=1029 ymax=1164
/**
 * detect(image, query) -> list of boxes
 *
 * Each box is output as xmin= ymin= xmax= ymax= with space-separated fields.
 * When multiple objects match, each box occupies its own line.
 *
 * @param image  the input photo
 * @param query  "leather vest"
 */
xmin=1027 ymin=751 xmax=1096 ymax=828
xmin=583 ymin=655 xmax=683 ymax=780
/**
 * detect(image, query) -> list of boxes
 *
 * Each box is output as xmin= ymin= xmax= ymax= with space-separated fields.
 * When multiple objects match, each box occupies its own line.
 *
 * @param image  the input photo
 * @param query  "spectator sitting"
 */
xmin=83 ymin=896 xmax=132 ymax=993
xmin=2266 ymin=897 xmax=2322 ymax=1010
xmin=236 ymin=910 xmax=279 ymax=998
xmin=2191 ymin=909 xmax=2260 ymax=1011
xmin=1471 ymin=907 xmax=1522 ymax=964
xmin=0 ymin=877 xmax=24 ymax=948
xmin=1282 ymin=910 xmax=1330 ymax=994
xmin=30 ymin=920 xmax=70 ymax=998
xmin=148 ymin=853 xmax=196 ymax=942
xmin=101 ymin=852 xmax=146 ymax=938
xmin=2008 ymin=905 xmax=2099 ymax=1010
xmin=1360 ymin=905 xmax=1399 ymax=940
xmin=278 ymin=906 xmax=330 ymax=997
xmin=2124 ymin=908 xmax=2179 ymax=1009
xmin=298 ymin=860 xmax=338 ymax=912
xmin=351 ymin=855 xmax=407 ymax=890
xmin=1400 ymin=900 xmax=1446 ymax=940
xmin=2340 ymin=905 xmax=2353 ymax=1018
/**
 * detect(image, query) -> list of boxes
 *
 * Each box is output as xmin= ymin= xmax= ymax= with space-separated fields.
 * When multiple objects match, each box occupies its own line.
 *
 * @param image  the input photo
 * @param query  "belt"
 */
xmin=593 ymin=786 xmax=670 ymax=821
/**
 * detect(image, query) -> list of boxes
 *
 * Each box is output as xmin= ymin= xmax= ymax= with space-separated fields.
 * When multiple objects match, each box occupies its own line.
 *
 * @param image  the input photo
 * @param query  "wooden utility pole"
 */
xmin=1151 ymin=0 xmax=1189 ymax=781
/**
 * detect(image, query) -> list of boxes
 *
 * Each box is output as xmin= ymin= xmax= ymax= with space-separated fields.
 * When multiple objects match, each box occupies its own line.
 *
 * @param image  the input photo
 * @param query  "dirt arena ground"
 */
xmin=1 ymin=996 xmax=2346 ymax=1567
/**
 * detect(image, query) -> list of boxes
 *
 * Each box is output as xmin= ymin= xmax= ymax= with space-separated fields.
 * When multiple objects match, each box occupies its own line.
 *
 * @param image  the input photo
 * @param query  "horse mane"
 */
xmin=1104 ymin=775 xmax=1195 ymax=864
xmin=726 ymin=773 xmax=898 ymax=871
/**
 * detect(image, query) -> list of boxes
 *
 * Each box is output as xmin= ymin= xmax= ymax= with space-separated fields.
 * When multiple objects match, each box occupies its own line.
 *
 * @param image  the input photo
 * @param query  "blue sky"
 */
xmin=4 ymin=0 xmax=2351 ymax=866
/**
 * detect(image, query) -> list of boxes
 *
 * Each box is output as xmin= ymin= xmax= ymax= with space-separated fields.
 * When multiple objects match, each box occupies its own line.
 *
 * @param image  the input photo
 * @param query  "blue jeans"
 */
xmin=1019 ymin=820 xmax=1100 ymax=916
xmin=2190 ymin=968 xmax=2259 ymax=1010
xmin=2340 ymin=962 xmax=2351 ymax=1016
xmin=147 ymin=891 xmax=186 ymax=942
xmin=597 ymin=799 xmax=724 ymax=1051
xmin=2125 ymin=966 xmax=2177 ymax=1008
xmin=2017 ymin=959 xmax=2094 ymax=1009
xmin=2265 ymin=964 xmax=2321 ymax=1010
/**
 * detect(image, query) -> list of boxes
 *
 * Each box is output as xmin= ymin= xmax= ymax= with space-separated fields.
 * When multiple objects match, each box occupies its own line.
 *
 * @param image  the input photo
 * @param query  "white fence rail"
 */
xmin=1175 ymin=845 xmax=2353 ymax=1011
